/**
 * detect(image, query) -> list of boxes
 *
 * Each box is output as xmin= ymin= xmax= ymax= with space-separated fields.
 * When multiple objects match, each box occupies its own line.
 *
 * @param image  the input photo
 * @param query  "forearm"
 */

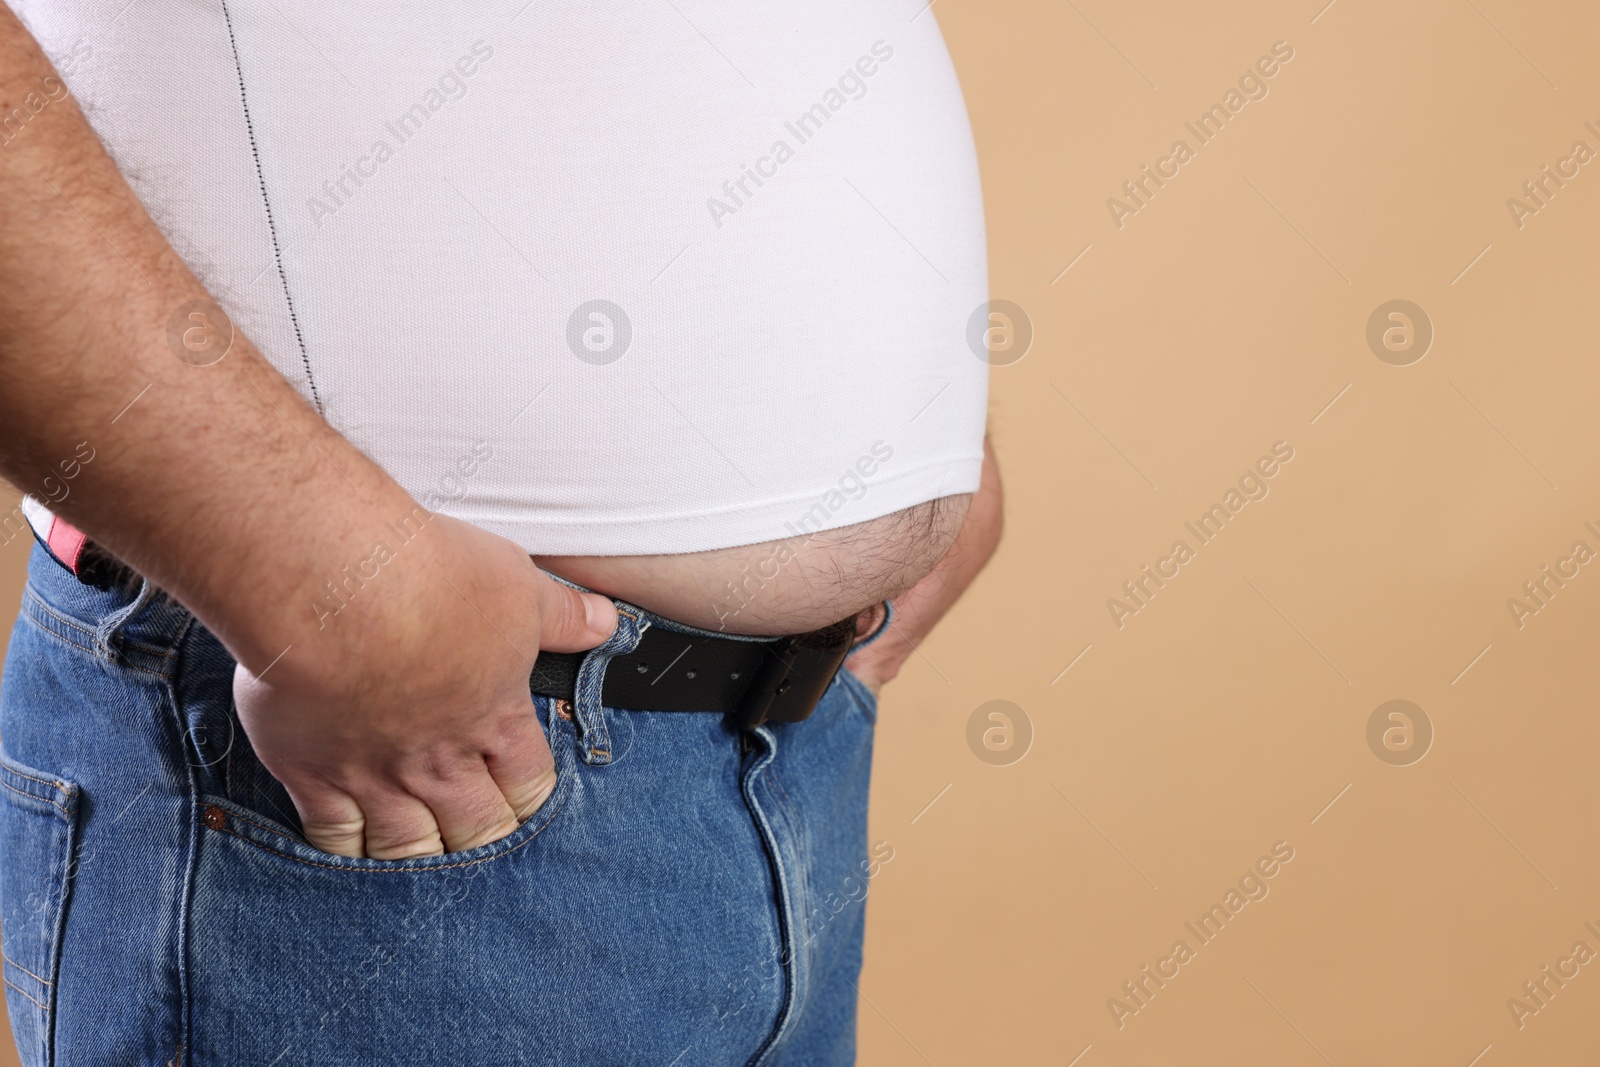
xmin=0 ymin=5 xmax=411 ymax=671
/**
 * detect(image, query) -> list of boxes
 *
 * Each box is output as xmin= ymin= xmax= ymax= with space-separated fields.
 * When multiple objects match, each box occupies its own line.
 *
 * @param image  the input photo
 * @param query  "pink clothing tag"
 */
xmin=20 ymin=497 xmax=88 ymax=574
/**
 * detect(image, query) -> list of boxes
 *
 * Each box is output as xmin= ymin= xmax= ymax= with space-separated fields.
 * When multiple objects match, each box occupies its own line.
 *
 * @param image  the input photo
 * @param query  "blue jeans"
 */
xmin=0 ymin=544 xmax=885 ymax=1066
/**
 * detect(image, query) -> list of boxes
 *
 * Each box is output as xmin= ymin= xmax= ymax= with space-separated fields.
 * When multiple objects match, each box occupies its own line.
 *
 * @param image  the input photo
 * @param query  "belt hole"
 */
xmin=685 ymin=668 xmax=697 ymax=679
xmin=636 ymin=663 xmax=649 ymax=674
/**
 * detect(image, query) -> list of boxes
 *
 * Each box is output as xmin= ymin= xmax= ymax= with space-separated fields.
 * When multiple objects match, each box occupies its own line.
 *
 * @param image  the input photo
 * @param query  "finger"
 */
xmin=484 ymin=713 xmax=558 ymax=823
xmin=357 ymin=788 xmax=448 ymax=860
xmin=284 ymin=780 xmax=368 ymax=859
xmin=407 ymin=763 xmax=522 ymax=854
xmin=535 ymin=571 xmax=618 ymax=653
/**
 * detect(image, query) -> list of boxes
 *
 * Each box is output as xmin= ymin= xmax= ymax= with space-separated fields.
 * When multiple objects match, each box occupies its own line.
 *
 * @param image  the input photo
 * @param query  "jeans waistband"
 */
xmin=20 ymin=541 xmax=892 ymax=684
xmin=21 ymin=544 xmax=194 ymax=670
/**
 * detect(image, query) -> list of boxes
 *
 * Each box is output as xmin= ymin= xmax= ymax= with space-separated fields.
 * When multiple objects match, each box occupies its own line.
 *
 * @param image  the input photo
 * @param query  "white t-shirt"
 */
xmin=20 ymin=0 xmax=990 ymax=554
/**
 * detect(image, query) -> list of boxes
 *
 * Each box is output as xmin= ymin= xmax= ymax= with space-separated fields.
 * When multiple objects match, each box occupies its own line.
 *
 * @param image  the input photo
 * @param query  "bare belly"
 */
xmin=534 ymin=494 xmax=971 ymax=635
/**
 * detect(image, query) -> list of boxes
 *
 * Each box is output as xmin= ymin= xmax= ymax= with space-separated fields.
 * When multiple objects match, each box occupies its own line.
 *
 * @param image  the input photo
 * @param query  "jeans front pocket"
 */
xmin=201 ymin=695 xmax=580 ymax=875
xmin=0 ymin=752 xmax=81 ymax=1067
xmin=836 ymin=665 xmax=880 ymax=723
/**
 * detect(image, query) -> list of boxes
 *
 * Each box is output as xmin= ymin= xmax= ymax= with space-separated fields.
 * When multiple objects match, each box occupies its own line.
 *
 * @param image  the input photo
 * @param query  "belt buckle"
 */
xmin=734 ymin=627 xmax=854 ymax=731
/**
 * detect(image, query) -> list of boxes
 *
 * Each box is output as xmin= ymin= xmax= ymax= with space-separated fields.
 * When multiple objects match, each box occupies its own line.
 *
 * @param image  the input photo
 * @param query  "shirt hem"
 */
xmin=453 ymin=454 xmax=985 ymax=557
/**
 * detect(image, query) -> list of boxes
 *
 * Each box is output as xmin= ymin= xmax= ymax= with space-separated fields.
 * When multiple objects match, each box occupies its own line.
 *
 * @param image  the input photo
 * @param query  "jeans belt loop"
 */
xmin=572 ymin=606 xmax=647 ymax=765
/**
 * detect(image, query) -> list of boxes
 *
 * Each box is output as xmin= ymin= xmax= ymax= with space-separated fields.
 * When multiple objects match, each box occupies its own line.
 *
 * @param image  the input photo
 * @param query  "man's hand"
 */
xmin=845 ymin=438 xmax=1003 ymax=695
xmin=0 ymin=8 xmax=617 ymax=858
xmin=235 ymin=516 xmax=617 ymax=859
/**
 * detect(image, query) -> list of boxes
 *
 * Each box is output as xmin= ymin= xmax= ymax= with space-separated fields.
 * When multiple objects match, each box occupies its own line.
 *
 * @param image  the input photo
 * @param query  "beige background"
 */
xmin=7 ymin=0 xmax=1600 ymax=1063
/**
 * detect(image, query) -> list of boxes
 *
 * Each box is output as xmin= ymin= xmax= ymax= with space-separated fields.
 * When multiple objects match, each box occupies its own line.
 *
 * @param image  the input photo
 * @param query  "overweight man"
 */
xmin=0 ymin=2 xmax=1001 ymax=1064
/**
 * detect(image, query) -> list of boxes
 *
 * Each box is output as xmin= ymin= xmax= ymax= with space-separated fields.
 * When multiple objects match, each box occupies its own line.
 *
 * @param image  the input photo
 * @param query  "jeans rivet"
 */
xmin=202 ymin=805 xmax=227 ymax=831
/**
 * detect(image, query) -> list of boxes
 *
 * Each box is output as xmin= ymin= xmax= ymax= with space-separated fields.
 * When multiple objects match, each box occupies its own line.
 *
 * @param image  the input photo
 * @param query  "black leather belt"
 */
xmin=61 ymin=532 xmax=861 ymax=730
xmin=529 ymin=616 xmax=858 ymax=730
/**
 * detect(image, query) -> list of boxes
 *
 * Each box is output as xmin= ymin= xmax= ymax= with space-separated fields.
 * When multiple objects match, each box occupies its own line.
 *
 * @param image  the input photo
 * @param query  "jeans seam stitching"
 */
xmin=19 ymin=596 xmax=176 ymax=678
xmin=2 ymin=976 xmax=48 ymax=1011
xmin=211 ymin=787 xmax=569 ymax=872
xmin=0 ymin=762 xmax=70 ymax=796
xmin=740 ymin=738 xmax=802 ymax=1067
xmin=3 ymin=952 xmax=52 ymax=987
xmin=0 ymin=778 xmax=71 ymax=817
xmin=20 ymin=593 xmax=98 ymax=652
xmin=23 ymin=589 xmax=178 ymax=660
xmin=208 ymin=717 xmax=575 ymax=873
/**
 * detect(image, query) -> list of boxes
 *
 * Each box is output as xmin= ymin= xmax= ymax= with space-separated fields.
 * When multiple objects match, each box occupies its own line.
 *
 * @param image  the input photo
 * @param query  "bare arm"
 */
xmin=845 ymin=436 xmax=1003 ymax=693
xmin=0 ymin=5 xmax=616 ymax=858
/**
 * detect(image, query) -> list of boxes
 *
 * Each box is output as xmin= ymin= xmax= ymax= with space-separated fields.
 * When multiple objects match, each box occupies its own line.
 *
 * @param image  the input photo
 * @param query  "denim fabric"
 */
xmin=0 ymin=544 xmax=884 ymax=1066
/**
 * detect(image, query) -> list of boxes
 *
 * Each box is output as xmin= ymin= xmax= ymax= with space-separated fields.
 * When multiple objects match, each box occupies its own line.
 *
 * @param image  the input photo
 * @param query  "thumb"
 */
xmin=535 ymin=575 xmax=618 ymax=653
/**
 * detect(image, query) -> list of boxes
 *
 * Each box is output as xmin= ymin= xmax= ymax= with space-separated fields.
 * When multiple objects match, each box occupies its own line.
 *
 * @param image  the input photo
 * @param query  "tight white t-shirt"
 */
xmin=19 ymin=0 xmax=990 ymax=554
